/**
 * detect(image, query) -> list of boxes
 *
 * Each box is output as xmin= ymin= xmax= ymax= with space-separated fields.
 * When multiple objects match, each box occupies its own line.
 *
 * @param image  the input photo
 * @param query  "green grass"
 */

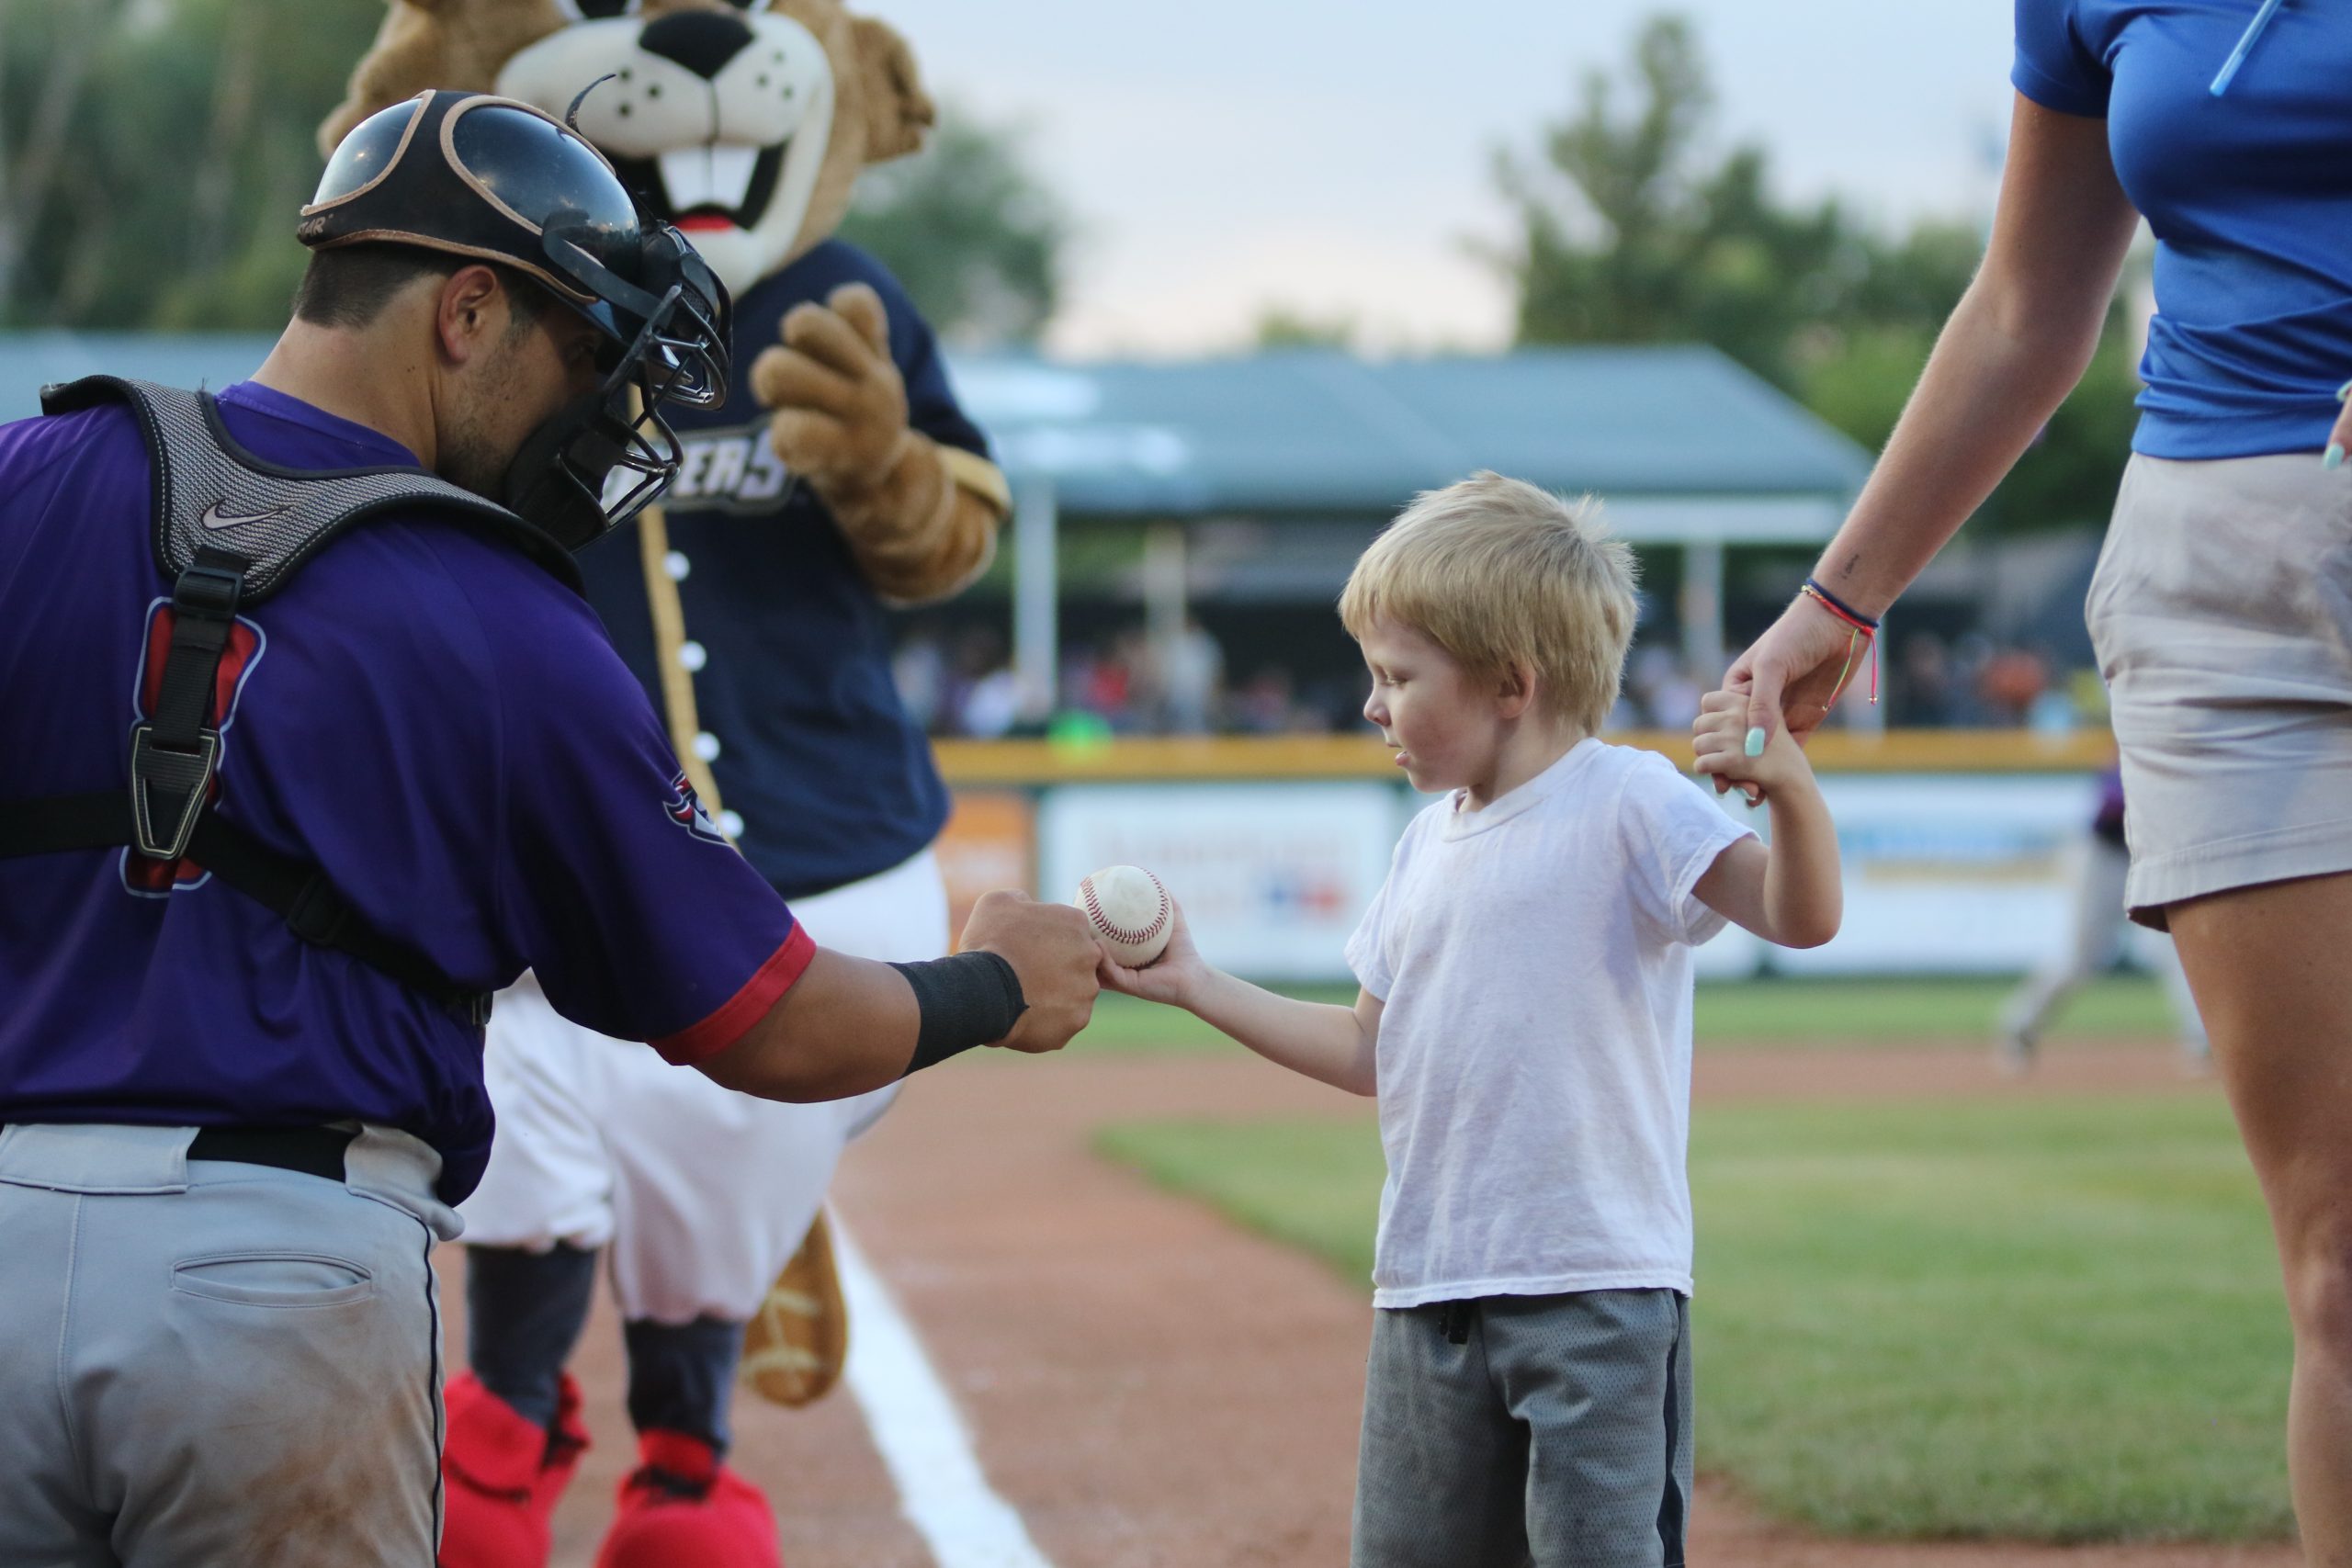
xmin=1075 ymin=975 xmax=2179 ymax=1055
xmin=1097 ymin=1096 xmax=2294 ymax=1543
xmin=1689 ymin=975 xmax=2179 ymax=1045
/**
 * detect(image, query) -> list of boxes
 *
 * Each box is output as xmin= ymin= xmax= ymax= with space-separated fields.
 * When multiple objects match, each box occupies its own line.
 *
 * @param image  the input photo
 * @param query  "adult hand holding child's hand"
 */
xmin=1693 ymin=690 xmax=1807 ymax=803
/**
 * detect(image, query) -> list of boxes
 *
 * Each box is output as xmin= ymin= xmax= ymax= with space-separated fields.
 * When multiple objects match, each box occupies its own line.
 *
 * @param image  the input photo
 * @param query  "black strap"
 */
xmin=150 ymin=551 xmax=243 ymax=751
xmin=130 ymin=550 xmax=247 ymax=861
xmin=0 ymin=793 xmax=130 ymax=858
xmin=0 ymin=791 xmax=492 ymax=1027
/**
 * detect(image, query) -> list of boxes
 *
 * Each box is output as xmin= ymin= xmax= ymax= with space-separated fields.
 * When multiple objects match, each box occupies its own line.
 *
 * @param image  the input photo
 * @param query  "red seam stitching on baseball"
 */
xmin=1082 ymin=874 xmax=1170 ymax=945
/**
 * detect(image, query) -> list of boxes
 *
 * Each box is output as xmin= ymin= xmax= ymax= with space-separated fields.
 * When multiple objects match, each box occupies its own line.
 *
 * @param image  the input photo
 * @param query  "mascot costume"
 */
xmin=320 ymin=4 xmax=1009 ymax=1563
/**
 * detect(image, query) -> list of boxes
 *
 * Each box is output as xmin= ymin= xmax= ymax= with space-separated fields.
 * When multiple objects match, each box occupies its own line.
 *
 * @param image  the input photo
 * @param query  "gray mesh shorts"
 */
xmin=1351 ymin=1289 xmax=1691 ymax=1568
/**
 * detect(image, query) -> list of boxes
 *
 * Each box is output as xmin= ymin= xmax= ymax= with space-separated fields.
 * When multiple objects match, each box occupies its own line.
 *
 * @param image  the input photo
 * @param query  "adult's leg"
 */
xmin=605 ymin=849 xmax=950 ymax=1426
xmin=2169 ymin=873 xmax=2352 ymax=1565
xmin=2142 ymin=931 xmax=2211 ymax=1063
xmin=0 ymin=1172 xmax=112 ymax=1568
xmin=1999 ymin=836 xmax=2128 ymax=1068
xmin=84 ymin=1151 xmax=447 ymax=1566
xmin=594 ymin=853 xmax=946 ymax=1565
xmin=447 ymin=981 xmax=621 ymax=1566
xmin=469 ymin=1243 xmax=600 ymax=1426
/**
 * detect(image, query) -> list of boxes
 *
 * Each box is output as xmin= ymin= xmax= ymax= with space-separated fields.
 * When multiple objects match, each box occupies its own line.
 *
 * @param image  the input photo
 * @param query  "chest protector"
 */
xmin=0 ymin=378 xmax=584 ymax=1027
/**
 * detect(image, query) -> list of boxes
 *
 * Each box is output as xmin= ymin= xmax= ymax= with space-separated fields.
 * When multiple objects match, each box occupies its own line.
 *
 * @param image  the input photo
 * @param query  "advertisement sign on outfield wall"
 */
xmin=1026 ymin=772 xmax=2109 ymax=983
xmin=1784 ymin=773 xmax=2100 ymax=976
xmin=933 ymin=792 xmax=1037 ymax=941
xmin=1038 ymin=784 xmax=1402 ymax=981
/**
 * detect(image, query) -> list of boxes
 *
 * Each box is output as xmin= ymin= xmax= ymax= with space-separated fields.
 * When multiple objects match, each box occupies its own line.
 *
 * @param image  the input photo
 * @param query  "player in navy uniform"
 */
xmin=0 ymin=92 xmax=1099 ymax=1567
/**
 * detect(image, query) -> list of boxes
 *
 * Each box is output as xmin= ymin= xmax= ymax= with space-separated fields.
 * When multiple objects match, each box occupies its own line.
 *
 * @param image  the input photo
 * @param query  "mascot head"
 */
xmin=321 ymin=0 xmax=936 ymax=297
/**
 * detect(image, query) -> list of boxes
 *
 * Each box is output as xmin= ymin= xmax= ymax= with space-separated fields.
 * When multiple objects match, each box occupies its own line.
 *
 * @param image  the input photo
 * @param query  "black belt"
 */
xmin=187 ymin=1126 xmax=356 ymax=1182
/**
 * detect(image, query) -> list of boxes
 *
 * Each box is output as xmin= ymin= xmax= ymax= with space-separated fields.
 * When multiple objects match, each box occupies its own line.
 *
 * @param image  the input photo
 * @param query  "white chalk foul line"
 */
xmin=833 ymin=1219 xmax=1057 ymax=1568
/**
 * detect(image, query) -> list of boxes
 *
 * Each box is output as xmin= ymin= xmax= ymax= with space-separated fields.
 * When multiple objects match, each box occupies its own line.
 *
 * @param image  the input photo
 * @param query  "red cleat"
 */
xmin=436 ymin=1372 xmax=590 ymax=1568
xmin=594 ymin=1430 xmax=781 ymax=1568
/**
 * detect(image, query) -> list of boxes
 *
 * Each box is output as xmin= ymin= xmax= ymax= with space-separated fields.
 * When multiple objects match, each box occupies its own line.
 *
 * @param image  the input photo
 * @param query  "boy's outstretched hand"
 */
xmin=1693 ymin=689 xmax=1810 ymax=802
xmin=1096 ymin=899 xmax=1209 ymax=1009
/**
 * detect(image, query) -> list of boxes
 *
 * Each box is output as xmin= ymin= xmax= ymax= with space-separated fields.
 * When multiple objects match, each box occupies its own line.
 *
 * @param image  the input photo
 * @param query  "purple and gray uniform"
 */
xmin=0 ymin=382 xmax=809 ymax=1562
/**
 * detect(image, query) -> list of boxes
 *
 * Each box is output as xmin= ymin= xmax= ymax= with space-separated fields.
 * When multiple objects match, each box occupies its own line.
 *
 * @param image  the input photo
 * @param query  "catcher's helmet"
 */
xmin=300 ymin=90 xmax=730 ymax=549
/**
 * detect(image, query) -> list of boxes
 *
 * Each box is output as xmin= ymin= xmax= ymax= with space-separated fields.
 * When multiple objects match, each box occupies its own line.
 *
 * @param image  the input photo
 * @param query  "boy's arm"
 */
xmin=1690 ymin=694 xmax=1844 ymax=949
xmin=1190 ymin=972 xmax=1383 ymax=1097
xmin=1099 ymin=905 xmax=1383 ymax=1096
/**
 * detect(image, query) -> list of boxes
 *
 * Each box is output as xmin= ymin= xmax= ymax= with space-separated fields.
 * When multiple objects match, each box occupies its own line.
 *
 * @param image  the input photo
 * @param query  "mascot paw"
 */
xmin=750 ymin=282 xmax=910 ymax=500
xmin=438 ymin=1372 xmax=591 ymax=1568
xmin=741 ymin=1209 xmax=848 ymax=1408
xmin=594 ymin=1431 xmax=783 ymax=1568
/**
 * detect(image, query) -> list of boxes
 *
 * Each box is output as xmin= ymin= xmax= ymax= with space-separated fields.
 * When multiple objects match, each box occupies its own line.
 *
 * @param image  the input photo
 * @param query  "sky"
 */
xmin=871 ymin=0 xmax=2021 ymax=357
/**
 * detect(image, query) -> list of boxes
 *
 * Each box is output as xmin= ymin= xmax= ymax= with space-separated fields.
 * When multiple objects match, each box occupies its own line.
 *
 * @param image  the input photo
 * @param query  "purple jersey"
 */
xmin=0 ymin=382 xmax=809 ymax=1201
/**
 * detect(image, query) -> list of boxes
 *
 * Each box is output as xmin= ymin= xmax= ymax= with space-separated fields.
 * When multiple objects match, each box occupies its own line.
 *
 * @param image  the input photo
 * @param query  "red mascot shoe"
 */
xmin=594 ymin=1430 xmax=781 ymax=1568
xmin=437 ymin=1371 xmax=591 ymax=1568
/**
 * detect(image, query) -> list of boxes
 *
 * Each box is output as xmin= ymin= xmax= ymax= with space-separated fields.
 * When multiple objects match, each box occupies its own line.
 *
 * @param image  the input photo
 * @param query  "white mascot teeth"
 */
xmin=659 ymin=144 xmax=763 ymax=217
xmin=493 ymin=10 xmax=837 ymax=294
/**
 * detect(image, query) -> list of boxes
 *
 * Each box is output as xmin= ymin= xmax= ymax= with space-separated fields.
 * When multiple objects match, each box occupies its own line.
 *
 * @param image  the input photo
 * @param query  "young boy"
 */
xmin=1101 ymin=473 xmax=1843 ymax=1568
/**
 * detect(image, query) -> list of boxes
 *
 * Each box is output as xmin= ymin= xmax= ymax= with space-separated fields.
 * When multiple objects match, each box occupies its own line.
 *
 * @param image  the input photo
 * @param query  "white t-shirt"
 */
xmin=1343 ymin=739 xmax=1754 ymax=1307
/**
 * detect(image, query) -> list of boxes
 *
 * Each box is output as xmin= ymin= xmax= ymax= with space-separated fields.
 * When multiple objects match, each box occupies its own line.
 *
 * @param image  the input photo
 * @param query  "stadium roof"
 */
xmin=0 ymin=333 xmax=1867 ymax=539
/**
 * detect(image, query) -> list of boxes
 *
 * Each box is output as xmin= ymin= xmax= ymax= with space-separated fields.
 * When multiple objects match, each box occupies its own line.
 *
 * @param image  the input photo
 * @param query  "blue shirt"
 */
xmin=577 ymin=240 xmax=988 ymax=899
xmin=2015 ymin=0 xmax=2352 ymax=459
xmin=0 ymin=381 xmax=811 ymax=1201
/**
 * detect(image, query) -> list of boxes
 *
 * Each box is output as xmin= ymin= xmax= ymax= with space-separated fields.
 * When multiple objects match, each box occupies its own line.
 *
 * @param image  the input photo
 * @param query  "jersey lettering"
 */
xmin=665 ymin=421 xmax=798 ymax=513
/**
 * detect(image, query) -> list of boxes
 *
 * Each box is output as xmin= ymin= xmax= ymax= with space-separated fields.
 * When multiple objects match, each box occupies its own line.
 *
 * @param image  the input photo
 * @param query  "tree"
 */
xmin=837 ymin=106 xmax=1069 ymax=349
xmin=1500 ymin=13 xmax=2137 ymax=531
xmin=1250 ymin=305 xmax=1358 ymax=351
xmin=1 ymin=13 xmax=1072 ymax=346
xmin=1498 ymin=16 xmax=1869 ymax=390
xmin=0 ymin=0 xmax=385 ymax=331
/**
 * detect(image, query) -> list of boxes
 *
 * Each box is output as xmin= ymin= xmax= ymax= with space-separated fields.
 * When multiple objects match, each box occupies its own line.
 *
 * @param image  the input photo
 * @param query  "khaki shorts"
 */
xmin=2088 ymin=452 xmax=2352 ymax=927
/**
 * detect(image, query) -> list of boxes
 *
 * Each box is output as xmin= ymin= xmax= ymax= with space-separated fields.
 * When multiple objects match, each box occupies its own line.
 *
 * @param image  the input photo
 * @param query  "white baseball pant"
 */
xmin=458 ymin=848 xmax=948 ymax=1325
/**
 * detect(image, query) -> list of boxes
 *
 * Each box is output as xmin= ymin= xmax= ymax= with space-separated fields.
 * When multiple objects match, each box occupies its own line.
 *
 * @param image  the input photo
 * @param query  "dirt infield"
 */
xmin=477 ymin=1041 xmax=2297 ymax=1568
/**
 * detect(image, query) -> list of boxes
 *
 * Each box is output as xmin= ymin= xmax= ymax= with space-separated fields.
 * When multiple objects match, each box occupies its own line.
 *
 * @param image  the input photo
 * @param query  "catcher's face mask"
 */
xmin=302 ymin=90 xmax=732 ymax=550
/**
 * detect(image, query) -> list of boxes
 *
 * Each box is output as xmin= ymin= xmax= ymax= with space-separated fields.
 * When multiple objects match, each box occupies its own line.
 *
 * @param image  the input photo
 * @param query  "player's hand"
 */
xmin=1096 ymin=901 xmax=1208 ymax=1010
xmin=749 ymin=282 xmax=908 ymax=496
xmin=1716 ymin=593 xmax=1871 ymax=800
xmin=960 ymin=890 xmax=1101 ymax=1055
xmin=1694 ymin=689 xmax=1817 ymax=803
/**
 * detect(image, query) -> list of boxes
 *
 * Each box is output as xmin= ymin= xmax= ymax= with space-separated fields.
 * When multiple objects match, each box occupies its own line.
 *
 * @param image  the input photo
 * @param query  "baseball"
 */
xmin=1077 ymin=865 xmax=1174 ymax=968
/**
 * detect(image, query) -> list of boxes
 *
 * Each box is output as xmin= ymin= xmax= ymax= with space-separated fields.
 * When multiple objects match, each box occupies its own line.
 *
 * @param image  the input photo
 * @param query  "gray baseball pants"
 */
xmin=0 ymin=1122 xmax=460 ymax=1567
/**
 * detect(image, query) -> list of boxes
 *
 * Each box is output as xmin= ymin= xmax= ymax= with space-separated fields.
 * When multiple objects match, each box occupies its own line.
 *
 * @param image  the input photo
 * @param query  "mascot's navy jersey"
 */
xmin=0 ymin=383 xmax=808 ymax=1202
xmin=577 ymin=240 xmax=985 ymax=901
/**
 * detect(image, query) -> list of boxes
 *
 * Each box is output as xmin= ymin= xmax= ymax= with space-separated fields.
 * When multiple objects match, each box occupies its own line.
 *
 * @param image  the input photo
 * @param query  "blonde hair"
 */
xmin=1339 ymin=472 xmax=1638 ymax=731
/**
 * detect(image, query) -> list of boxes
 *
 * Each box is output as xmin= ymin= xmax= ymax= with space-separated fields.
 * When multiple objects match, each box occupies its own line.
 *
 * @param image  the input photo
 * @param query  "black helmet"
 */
xmin=300 ymin=90 xmax=731 ymax=550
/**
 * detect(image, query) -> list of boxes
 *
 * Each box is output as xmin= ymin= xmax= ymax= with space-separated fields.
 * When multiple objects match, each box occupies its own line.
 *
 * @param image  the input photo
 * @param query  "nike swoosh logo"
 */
xmin=200 ymin=501 xmax=290 ymax=531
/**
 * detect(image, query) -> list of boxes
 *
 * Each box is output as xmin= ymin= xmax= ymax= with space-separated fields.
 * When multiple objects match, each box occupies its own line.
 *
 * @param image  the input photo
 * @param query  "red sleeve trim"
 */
xmin=652 ymin=923 xmax=817 ymax=1066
